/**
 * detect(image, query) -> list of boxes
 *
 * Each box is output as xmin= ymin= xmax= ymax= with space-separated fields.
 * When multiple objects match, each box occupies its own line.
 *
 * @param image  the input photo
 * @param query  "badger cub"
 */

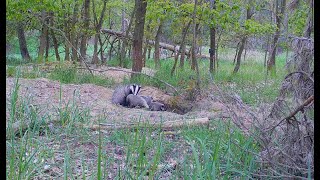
xmin=126 ymin=94 xmax=149 ymax=109
xmin=149 ymin=101 xmax=166 ymax=111
xmin=140 ymin=95 xmax=153 ymax=106
xmin=111 ymin=84 xmax=141 ymax=106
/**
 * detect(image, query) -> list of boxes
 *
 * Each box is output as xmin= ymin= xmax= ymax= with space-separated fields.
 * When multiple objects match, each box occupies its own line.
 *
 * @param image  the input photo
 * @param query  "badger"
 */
xmin=111 ymin=84 xmax=141 ymax=106
xmin=149 ymin=101 xmax=166 ymax=111
xmin=140 ymin=95 xmax=153 ymax=106
xmin=126 ymin=94 xmax=149 ymax=109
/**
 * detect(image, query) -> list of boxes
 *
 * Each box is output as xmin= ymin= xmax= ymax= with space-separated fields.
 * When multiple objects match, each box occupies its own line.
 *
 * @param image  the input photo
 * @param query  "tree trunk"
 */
xmin=49 ymin=12 xmax=60 ymax=61
xmin=154 ymin=22 xmax=163 ymax=69
xmin=92 ymin=0 xmax=107 ymax=64
xmin=172 ymin=20 xmax=191 ymax=75
xmin=17 ymin=22 xmax=31 ymax=61
xmin=120 ymin=5 xmax=135 ymax=67
xmin=191 ymin=24 xmax=199 ymax=70
xmin=70 ymin=0 xmax=79 ymax=62
xmin=80 ymin=0 xmax=90 ymax=62
xmin=209 ymin=27 xmax=216 ymax=73
xmin=38 ymin=10 xmax=47 ymax=63
xmin=233 ymin=0 xmax=253 ymax=74
xmin=142 ymin=42 xmax=147 ymax=67
xmin=233 ymin=37 xmax=246 ymax=74
xmin=233 ymin=42 xmax=240 ymax=65
xmin=192 ymin=0 xmax=201 ymax=91
xmin=109 ymin=38 xmax=117 ymax=61
xmin=267 ymin=0 xmax=286 ymax=75
xmin=62 ymin=5 xmax=70 ymax=61
xmin=132 ymin=0 xmax=147 ymax=77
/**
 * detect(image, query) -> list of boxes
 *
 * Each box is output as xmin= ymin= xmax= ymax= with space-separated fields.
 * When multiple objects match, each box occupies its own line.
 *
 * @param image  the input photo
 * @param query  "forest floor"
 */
xmin=6 ymin=66 xmax=259 ymax=179
xmin=6 ymin=65 xmax=255 ymax=129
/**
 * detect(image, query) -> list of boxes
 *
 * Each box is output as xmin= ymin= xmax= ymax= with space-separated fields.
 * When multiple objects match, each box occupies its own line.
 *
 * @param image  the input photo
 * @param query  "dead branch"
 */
xmin=269 ymin=95 xmax=314 ymax=132
xmin=83 ymin=117 xmax=209 ymax=131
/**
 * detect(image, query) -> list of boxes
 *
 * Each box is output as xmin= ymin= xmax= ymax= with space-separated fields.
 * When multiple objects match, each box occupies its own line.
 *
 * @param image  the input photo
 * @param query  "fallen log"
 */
xmin=84 ymin=117 xmax=210 ymax=130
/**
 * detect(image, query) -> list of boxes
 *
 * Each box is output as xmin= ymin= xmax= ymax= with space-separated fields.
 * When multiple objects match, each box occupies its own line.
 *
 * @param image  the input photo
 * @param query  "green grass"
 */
xmin=6 ymin=77 xmax=261 ymax=178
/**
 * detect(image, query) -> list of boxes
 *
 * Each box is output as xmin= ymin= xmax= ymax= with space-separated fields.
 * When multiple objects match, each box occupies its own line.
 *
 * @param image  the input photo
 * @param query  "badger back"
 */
xmin=140 ymin=95 xmax=153 ymax=106
xmin=126 ymin=94 xmax=149 ymax=109
xmin=112 ymin=85 xmax=130 ymax=105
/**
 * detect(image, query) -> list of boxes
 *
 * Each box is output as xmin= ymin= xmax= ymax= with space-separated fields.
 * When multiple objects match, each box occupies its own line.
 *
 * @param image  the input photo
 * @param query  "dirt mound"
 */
xmin=6 ymin=78 xmax=195 ymax=125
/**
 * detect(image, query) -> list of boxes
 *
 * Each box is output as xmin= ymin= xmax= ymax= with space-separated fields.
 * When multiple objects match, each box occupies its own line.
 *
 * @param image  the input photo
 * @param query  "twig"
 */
xmin=268 ymin=95 xmax=314 ymax=133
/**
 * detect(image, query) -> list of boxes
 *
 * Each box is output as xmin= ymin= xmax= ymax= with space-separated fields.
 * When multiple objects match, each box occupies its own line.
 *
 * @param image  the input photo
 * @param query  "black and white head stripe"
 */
xmin=130 ymin=84 xmax=141 ymax=95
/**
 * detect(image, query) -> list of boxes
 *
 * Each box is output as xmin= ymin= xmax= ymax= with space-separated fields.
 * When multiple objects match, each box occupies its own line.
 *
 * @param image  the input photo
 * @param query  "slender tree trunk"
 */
xmin=132 ymin=0 xmax=147 ymax=77
xmin=109 ymin=38 xmax=117 ymax=61
xmin=63 ymin=6 xmax=70 ymax=61
xmin=179 ymin=21 xmax=192 ymax=69
xmin=80 ymin=0 xmax=90 ymax=61
xmin=233 ymin=42 xmax=240 ymax=65
xmin=17 ymin=22 xmax=31 ymax=61
xmin=233 ymin=0 xmax=253 ymax=74
xmin=192 ymin=0 xmax=201 ymax=91
xmin=142 ymin=43 xmax=147 ymax=67
xmin=216 ymin=29 xmax=223 ymax=68
xmin=70 ymin=0 xmax=79 ymax=62
xmin=267 ymin=0 xmax=286 ymax=75
xmin=172 ymin=20 xmax=191 ymax=75
xmin=120 ymin=5 xmax=135 ymax=67
xmin=209 ymin=0 xmax=216 ymax=73
xmin=154 ymin=22 xmax=163 ymax=69
xmin=92 ymin=0 xmax=107 ymax=64
xmin=233 ymin=38 xmax=246 ymax=74
xmin=191 ymin=23 xmax=199 ymax=70
xmin=38 ymin=10 xmax=47 ymax=63
xmin=209 ymin=25 xmax=216 ymax=73
xmin=49 ymin=12 xmax=60 ymax=61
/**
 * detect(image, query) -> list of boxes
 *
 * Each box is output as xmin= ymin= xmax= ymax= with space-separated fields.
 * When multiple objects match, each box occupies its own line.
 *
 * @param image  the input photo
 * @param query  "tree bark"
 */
xmin=17 ymin=22 xmax=31 ymax=61
xmin=92 ymin=0 xmax=107 ymax=64
xmin=267 ymin=0 xmax=286 ymax=75
xmin=132 ymin=0 xmax=147 ymax=77
xmin=209 ymin=26 xmax=216 ymax=73
xmin=233 ymin=0 xmax=253 ymax=74
xmin=62 ymin=4 xmax=70 ymax=61
xmin=120 ymin=5 xmax=135 ymax=67
xmin=192 ymin=0 xmax=201 ymax=91
xmin=154 ymin=22 xmax=163 ymax=69
xmin=49 ymin=12 xmax=60 ymax=61
xmin=233 ymin=38 xmax=246 ymax=74
xmin=70 ymin=0 xmax=79 ymax=62
xmin=38 ymin=10 xmax=48 ymax=63
xmin=172 ymin=20 xmax=191 ymax=75
xmin=80 ymin=0 xmax=90 ymax=61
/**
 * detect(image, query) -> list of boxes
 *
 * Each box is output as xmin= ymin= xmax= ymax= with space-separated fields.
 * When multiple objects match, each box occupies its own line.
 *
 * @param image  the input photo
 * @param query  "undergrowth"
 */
xmin=6 ymin=75 xmax=261 ymax=178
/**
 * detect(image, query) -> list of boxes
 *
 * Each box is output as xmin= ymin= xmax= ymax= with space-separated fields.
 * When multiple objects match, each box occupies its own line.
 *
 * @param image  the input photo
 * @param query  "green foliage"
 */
xmin=288 ymin=2 xmax=309 ymax=36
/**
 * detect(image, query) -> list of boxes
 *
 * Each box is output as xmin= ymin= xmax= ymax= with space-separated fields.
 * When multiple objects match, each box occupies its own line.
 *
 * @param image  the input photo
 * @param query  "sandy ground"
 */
xmin=6 ymin=77 xmax=231 ymax=127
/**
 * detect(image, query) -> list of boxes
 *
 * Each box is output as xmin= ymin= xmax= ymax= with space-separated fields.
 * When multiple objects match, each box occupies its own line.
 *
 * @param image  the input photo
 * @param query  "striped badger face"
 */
xmin=129 ymin=84 xmax=141 ymax=95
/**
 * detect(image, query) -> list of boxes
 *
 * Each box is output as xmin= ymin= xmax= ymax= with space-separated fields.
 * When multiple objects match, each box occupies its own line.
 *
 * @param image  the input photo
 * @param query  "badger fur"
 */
xmin=140 ymin=95 xmax=153 ymax=106
xmin=149 ymin=101 xmax=166 ymax=111
xmin=126 ymin=94 xmax=149 ymax=109
xmin=111 ymin=84 xmax=141 ymax=106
